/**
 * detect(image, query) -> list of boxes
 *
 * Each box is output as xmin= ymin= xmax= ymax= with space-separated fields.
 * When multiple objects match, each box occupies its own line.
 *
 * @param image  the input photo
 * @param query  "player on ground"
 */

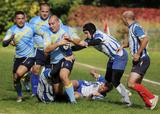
xmin=70 ymin=22 xmax=132 ymax=106
xmin=118 ymin=10 xmax=159 ymax=110
xmin=72 ymin=70 xmax=111 ymax=100
xmin=2 ymin=11 xmax=35 ymax=102
xmin=29 ymin=3 xmax=51 ymax=96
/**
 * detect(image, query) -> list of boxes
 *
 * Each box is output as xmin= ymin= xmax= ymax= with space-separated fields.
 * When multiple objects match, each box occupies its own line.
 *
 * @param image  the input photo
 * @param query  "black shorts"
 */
xmin=50 ymin=59 xmax=74 ymax=84
xmin=131 ymin=55 xmax=150 ymax=76
xmin=35 ymin=48 xmax=46 ymax=66
xmin=13 ymin=57 xmax=35 ymax=73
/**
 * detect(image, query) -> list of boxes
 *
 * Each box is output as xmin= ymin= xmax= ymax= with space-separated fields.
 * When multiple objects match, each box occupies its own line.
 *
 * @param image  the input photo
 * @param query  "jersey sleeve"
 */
xmin=134 ymin=26 xmax=146 ymax=39
xmin=97 ymin=75 xmax=106 ymax=83
xmin=94 ymin=33 xmax=104 ymax=41
xmin=68 ymin=27 xmax=80 ymax=40
xmin=3 ymin=28 xmax=13 ymax=41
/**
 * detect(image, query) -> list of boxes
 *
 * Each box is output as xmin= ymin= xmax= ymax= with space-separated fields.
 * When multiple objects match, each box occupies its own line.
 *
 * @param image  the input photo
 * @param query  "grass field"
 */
xmin=0 ymin=47 xmax=160 ymax=114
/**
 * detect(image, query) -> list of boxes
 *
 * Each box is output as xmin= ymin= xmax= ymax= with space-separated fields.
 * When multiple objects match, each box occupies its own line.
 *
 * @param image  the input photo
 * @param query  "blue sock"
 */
xmin=31 ymin=73 xmax=39 ymax=95
xmin=14 ymin=79 xmax=22 ymax=97
xmin=65 ymin=83 xmax=76 ymax=103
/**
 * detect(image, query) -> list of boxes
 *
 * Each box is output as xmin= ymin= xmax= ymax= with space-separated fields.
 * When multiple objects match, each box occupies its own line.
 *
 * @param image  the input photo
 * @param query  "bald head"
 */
xmin=49 ymin=15 xmax=59 ymax=22
xmin=122 ymin=11 xmax=135 ymax=20
xmin=49 ymin=15 xmax=60 ymax=32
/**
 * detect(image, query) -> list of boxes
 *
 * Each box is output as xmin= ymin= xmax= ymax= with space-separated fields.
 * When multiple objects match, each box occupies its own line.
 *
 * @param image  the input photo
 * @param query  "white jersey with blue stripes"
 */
xmin=128 ymin=22 xmax=148 ymax=58
xmin=29 ymin=16 xmax=50 ymax=49
xmin=80 ymin=81 xmax=104 ymax=97
xmin=4 ymin=23 xmax=35 ymax=58
xmin=92 ymin=30 xmax=123 ymax=59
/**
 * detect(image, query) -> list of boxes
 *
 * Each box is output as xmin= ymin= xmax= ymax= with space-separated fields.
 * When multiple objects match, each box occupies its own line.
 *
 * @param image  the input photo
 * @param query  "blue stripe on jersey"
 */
xmin=108 ymin=43 xmax=117 ymax=51
xmin=94 ymin=33 xmax=103 ymax=40
xmin=102 ymin=44 xmax=114 ymax=57
xmin=131 ymin=26 xmax=137 ymax=54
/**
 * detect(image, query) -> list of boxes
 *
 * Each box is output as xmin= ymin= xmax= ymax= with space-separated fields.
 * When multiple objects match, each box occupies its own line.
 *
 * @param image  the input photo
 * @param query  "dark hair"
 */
xmin=15 ymin=11 xmax=25 ymax=17
xmin=83 ymin=22 xmax=96 ymax=35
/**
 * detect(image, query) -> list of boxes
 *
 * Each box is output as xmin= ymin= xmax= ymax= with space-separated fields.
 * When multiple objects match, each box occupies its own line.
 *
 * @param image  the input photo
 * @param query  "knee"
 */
xmin=127 ymin=81 xmax=135 ymax=89
xmin=32 ymin=66 xmax=41 ymax=75
xmin=16 ymin=71 xmax=23 ymax=77
xmin=111 ymin=78 xmax=120 ymax=88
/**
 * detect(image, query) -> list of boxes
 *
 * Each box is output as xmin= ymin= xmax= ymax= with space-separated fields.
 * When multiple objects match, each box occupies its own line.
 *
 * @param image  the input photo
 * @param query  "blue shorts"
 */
xmin=35 ymin=48 xmax=46 ymax=66
xmin=13 ymin=57 xmax=35 ymax=73
xmin=107 ymin=49 xmax=128 ymax=70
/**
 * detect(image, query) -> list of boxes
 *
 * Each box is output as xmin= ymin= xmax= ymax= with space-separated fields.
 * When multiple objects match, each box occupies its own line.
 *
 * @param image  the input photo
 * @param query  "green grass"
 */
xmin=0 ymin=47 xmax=160 ymax=114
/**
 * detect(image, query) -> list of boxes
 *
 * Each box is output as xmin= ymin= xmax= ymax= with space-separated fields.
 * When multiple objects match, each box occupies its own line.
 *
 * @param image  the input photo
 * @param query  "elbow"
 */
xmin=44 ymin=48 xmax=50 ymax=53
xmin=2 ymin=42 xmax=8 ymax=47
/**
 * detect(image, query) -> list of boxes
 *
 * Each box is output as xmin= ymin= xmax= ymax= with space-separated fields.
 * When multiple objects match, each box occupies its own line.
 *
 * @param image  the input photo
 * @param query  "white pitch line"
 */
xmin=75 ymin=62 xmax=160 ymax=86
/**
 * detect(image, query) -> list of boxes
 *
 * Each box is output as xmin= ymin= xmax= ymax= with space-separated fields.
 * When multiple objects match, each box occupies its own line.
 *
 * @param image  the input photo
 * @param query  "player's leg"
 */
xmin=31 ymin=49 xmax=45 ymax=96
xmin=128 ymin=55 xmax=158 ymax=109
xmin=71 ymin=80 xmax=79 ymax=90
xmin=59 ymin=60 xmax=76 ymax=103
xmin=111 ymin=69 xmax=131 ymax=106
xmin=105 ymin=60 xmax=113 ymax=89
xmin=15 ymin=65 xmax=28 ymax=102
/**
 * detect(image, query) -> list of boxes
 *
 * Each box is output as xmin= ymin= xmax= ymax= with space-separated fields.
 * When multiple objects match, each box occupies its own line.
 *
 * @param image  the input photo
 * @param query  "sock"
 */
xmin=116 ymin=83 xmax=131 ymax=103
xmin=138 ymin=92 xmax=152 ymax=107
xmin=14 ymin=78 xmax=22 ymax=97
xmin=133 ymin=84 xmax=154 ymax=99
xmin=65 ymin=83 xmax=76 ymax=103
xmin=31 ymin=73 xmax=39 ymax=95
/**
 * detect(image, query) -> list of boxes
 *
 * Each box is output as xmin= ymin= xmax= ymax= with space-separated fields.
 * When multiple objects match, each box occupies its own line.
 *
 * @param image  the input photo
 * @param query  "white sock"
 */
xmin=116 ymin=83 xmax=131 ymax=103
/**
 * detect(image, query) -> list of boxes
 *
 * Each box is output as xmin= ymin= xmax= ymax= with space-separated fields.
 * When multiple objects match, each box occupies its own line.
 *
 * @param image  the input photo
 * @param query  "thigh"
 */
xmin=128 ymin=72 xmax=143 ymax=86
xmin=16 ymin=65 xmax=28 ymax=77
xmin=112 ymin=69 xmax=124 ymax=83
xmin=105 ymin=60 xmax=113 ymax=83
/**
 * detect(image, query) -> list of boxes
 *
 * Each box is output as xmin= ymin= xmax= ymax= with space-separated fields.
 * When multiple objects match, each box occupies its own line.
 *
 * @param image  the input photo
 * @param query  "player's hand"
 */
xmin=79 ymin=41 xmax=88 ymax=47
xmin=133 ymin=53 xmax=140 ymax=61
xmin=90 ymin=69 xmax=99 ymax=79
xmin=58 ymin=39 xmax=68 ymax=46
xmin=116 ymin=46 xmax=123 ymax=53
xmin=63 ymin=33 xmax=71 ymax=41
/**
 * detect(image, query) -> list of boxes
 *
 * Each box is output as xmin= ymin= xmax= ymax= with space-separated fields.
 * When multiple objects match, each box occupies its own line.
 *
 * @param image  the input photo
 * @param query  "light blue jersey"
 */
xmin=29 ymin=16 xmax=50 ymax=49
xmin=92 ymin=30 xmax=124 ymax=60
xmin=4 ymin=23 xmax=35 ymax=58
xmin=44 ymin=25 xmax=79 ymax=64
xmin=128 ymin=22 xmax=147 ymax=58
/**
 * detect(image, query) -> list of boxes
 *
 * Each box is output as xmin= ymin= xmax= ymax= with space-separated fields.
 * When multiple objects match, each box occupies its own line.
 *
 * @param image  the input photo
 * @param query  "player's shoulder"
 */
xmin=8 ymin=25 xmax=17 ymax=31
xmin=29 ymin=16 xmax=40 ymax=23
xmin=94 ymin=30 xmax=104 ymax=38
